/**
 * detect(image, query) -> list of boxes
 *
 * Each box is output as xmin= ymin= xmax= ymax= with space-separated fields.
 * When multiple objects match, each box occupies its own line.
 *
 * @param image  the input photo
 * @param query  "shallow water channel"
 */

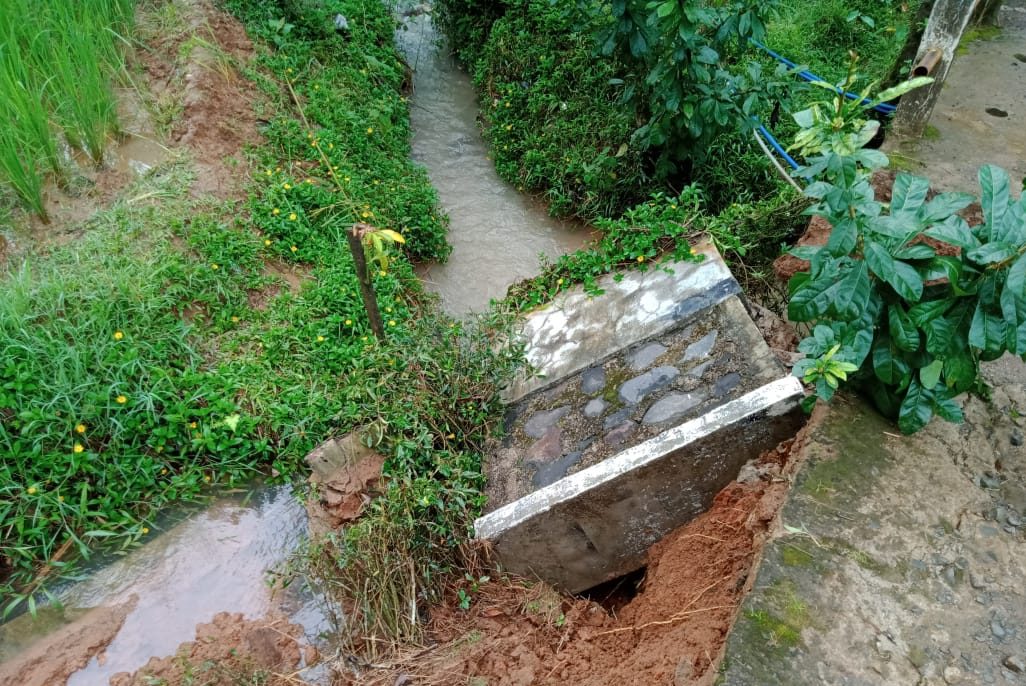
xmin=398 ymin=8 xmax=592 ymax=314
xmin=1 ymin=8 xmax=589 ymax=684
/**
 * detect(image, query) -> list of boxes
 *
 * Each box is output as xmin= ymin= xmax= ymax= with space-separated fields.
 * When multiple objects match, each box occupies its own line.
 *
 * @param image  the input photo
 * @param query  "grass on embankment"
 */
xmin=0 ymin=0 xmax=133 ymax=219
xmin=2 ymin=0 xmax=521 ymax=632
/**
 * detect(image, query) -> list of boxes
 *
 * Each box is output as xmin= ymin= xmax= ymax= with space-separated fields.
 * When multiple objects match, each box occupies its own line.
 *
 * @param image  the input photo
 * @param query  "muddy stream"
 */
xmin=0 ymin=7 xmax=587 ymax=684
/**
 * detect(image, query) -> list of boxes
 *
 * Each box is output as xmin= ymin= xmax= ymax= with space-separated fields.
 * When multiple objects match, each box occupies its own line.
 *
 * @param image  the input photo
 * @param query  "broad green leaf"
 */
xmin=966 ymin=242 xmax=1016 ymax=265
xmin=1006 ymin=252 xmax=1026 ymax=300
xmin=898 ymin=379 xmax=934 ymax=434
xmin=873 ymin=339 xmax=911 ymax=386
xmin=870 ymin=76 xmax=934 ymax=106
xmin=925 ymin=317 xmax=954 ymax=356
xmin=932 ymin=394 xmax=964 ymax=423
xmin=924 ymin=215 xmax=980 ymax=250
xmin=920 ymin=359 xmax=943 ymax=389
xmin=969 ymin=303 xmax=1007 ymax=354
xmin=835 ymin=261 xmax=870 ymax=317
xmin=943 ymin=353 xmax=976 ymax=393
xmin=866 ymin=242 xmax=923 ymax=301
xmin=908 ymin=299 xmax=951 ymax=326
xmin=788 ymin=274 xmax=840 ymax=321
xmin=890 ymin=173 xmax=930 ymax=217
xmin=888 ymin=305 xmax=919 ymax=351
xmin=979 ymin=164 xmax=1009 ymax=241
xmin=920 ymin=192 xmax=975 ymax=222
xmin=893 ymin=244 xmax=935 ymax=260
xmin=656 ymin=1 xmax=675 ymax=18
xmin=826 ymin=218 xmax=857 ymax=256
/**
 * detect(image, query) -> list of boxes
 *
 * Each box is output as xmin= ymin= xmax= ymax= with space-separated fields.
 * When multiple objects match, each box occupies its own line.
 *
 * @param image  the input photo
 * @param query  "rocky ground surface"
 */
xmin=720 ymin=356 xmax=1026 ymax=685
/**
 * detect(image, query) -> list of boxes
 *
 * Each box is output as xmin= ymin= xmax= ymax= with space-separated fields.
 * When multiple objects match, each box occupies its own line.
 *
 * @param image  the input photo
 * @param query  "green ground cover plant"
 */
xmin=2 ymin=0 xmax=521 ymax=631
xmin=786 ymin=69 xmax=1026 ymax=433
xmin=0 ymin=0 xmax=133 ymax=218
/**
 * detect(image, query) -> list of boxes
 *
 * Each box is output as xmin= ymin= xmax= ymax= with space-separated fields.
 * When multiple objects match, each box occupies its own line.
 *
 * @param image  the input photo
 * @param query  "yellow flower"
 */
xmin=276 ymin=166 xmax=282 ymax=172
xmin=316 ymin=335 xmax=325 ymax=342
xmin=361 ymin=336 xmax=368 ymax=342
xmin=113 ymin=330 xmax=124 ymax=340
xmin=272 ymin=208 xmax=280 ymax=215
xmin=373 ymin=179 xmax=380 ymax=185
xmin=231 ymin=316 xmax=240 ymax=323
xmin=388 ymin=320 xmax=396 ymax=327
xmin=689 ymin=247 xmax=698 ymax=256
xmin=505 ymin=102 xmax=511 ymax=107
xmin=211 ymin=263 xmax=219 ymax=270
xmin=265 ymin=169 xmax=272 ymax=176
xmin=344 ymin=176 xmax=351 ymax=183
xmin=264 ymin=239 xmax=271 ymax=246
xmin=204 ymin=475 xmax=211 ymax=482
xmin=75 ymin=423 xmax=86 ymax=434
xmin=447 ymin=433 xmax=455 ymax=439
xmin=385 ymin=306 xmax=392 ymax=313
xmin=289 ymin=212 xmax=298 ymax=221
xmin=27 ymin=486 xmax=37 ymax=495
xmin=328 ymin=143 xmax=334 ymax=150
xmin=504 ymin=145 xmax=509 ymax=150
xmin=505 ymin=124 xmax=512 ymax=131
xmin=361 ymin=211 xmax=370 ymax=218
xmin=73 ymin=443 xmax=84 ymax=454
xmin=116 ymin=395 xmax=127 ymax=404
xmin=305 ymin=178 xmax=314 ymax=184
xmin=557 ymin=278 xmax=564 ymax=285
xmin=142 ymin=527 xmax=150 ymax=534
xmin=379 ymin=270 xmax=386 ymax=277
xmin=156 ymin=446 xmax=164 ymax=453
xmin=313 ymin=84 xmax=319 ymax=90
xmin=290 ymin=245 xmax=298 ymax=253
xmin=161 ymin=468 xmax=168 ymax=475
xmin=366 ymin=127 xmax=374 ymax=135
xmin=58 ymin=495 xmax=65 ymax=502
xmin=189 ymin=421 xmax=197 ymax=429
xmin=636 ymin=255 xmax=645 ymax=263
xmin=286 ymin=67 xmax=293 ymax=74
xmin=345 ymin=319 xmax=352 ymax=325
xmin=283 ymin=183 xmax=292 ymax=190
xmin=671 ymin=204 xmax=678 ymax=210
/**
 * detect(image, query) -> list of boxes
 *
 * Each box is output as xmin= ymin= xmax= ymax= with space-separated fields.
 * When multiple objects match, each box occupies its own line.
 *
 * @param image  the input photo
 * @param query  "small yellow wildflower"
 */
xmin=289 ymin=212 xmax=298 ymax=221
xmin=328 ymin=143 xmax=334 ymax=150
xmin=156 ymin=446 xmax=163 ymax=453
xmin=361 ymin=336 xmax=368 ymax=342
xmin=189 ymin=421 xmax=197 ymax=429
xmin=305 ymin=178 xmax=314 ymax=184
xmin=116 ymin=395 xmax=127 ymax=404
xmin=161 ymin=468 xmax=168 ymax=475
xmin=75 ymin=423 xmax=86 ymax=434
xmin=361 ymin=211 xmax=370 ymax=218
xmin=142 ymin=527 xmax=150 ymax=534
xmin=344 ymin=176 xmax=351 ymax=183
xmin=276 ymin=166 xmax=282 ymax=172
xmin=265 ymin=169 xmax=272 ymax=176
xmin=388 ymin=320 xmax=396 ymax=327
xmin=557 ymin=278 xmax=564 ymax=285
xmin=27 ymin=486 xmax=37 ymax=495
xmin=636 ymin=255 xmax=645 ymax=263
xmin=447 ymin=433 xmax=455 ymax=439
xmin=73 ymin=443 xmax=84 ymax=454
xmin=286 ymin=67 xmax=293 ymax=74
xmin=345 ymin=319 xmax=352 ymax=326
xmin=313 ymin=84 xmax=319 ymax=90
xmin=231 ymin=316 xmax=240 ymax=324
xmin=290 ymin=245 xmax=298 ymax=253
xmin=689 ymin=247 xmax=698 ymax=256
xmin=204 ymin=475 xmax=211 ymax=483
xmin=379 ymin=270 xmax=387 ymax=277
xmin=58 ymin=495 xmax=65 ymax=502
xmin=272 ymin=208 xmax=280 ymax=215
xmin=113 ymin=330 xmax=124 ymax=340
xmin=283 ymin=183 xmax=292 ymax=190
xmin=505 ymin=124 xmax=512 ymax=131
xmin=211 ymin=263 xmax=219 ymax=270
xmin=373 ymin=179 xmax=380 ymax=185
xmin=505 ymin=102 xmax=511 ymax=108
xmin=385 ymin=306 xmax=393 ymax=313
xmin=366 ymin=127 xmax=374 ymax=135
xmin=316 ymin=335 xmax=325 ymax=342
xmin=264 ymin=239 xmax=271 ymax=246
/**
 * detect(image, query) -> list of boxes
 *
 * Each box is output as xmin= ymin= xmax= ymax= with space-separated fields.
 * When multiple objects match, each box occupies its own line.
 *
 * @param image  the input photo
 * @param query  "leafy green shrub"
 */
xmin=787 ymin=76 xmax=1026 ymax=433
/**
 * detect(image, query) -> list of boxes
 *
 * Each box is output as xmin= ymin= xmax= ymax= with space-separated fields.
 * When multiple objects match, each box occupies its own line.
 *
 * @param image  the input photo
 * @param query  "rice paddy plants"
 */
xmin=0 ymin=0 xmax=133 ymax=216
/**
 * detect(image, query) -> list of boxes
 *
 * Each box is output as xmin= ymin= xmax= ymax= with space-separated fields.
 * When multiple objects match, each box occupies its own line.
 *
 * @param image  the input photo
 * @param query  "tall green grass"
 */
xmin=0 ymin=0 xmax=134 ymax=217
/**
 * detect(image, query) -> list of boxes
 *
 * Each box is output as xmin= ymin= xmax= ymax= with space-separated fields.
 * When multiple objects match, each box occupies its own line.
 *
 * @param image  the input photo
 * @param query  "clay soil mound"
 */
xmin=347 ymin=431 xmax=815 ymax=686
xmin=109 ymin=612 xmax=306 ymax=686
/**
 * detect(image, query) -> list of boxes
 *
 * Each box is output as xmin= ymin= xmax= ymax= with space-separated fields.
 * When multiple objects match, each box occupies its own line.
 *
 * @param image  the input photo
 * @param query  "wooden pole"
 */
xmin=346 ymin=225 xmax=386 ymax=341
xmin=891 ymin=0 xmax=982 ymax=139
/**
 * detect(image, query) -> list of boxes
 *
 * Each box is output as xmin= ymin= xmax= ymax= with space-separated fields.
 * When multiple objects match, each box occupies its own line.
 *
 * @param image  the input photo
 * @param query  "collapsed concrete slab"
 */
xmin=477 ymin=242 xmax=806 ymax=592
xmin=476 ymin=377 xmax=804 ymax=592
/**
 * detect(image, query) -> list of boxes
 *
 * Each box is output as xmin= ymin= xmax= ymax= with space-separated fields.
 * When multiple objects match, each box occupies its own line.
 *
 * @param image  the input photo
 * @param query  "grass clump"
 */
xmin=0 ymin=0 xmax=133 ymax=217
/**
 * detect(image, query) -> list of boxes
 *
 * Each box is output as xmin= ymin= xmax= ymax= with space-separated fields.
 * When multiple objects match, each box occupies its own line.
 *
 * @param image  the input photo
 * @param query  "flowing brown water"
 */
xmin=398 ymin=9 xmax=593 ymax=315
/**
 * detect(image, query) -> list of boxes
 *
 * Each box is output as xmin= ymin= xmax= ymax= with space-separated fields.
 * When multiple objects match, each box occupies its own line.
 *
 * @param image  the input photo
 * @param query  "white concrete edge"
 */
xmin=475 ymin=376 xmax=805 ymax=540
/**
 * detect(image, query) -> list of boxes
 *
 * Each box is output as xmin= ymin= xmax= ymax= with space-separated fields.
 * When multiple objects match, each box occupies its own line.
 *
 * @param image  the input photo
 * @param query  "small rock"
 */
xmin=603 ymin=408 xmax=631 ymax=430
xmin=991 ymin=620 xmax=1007 ymax=639
xmin=1011 ymin=428 xmax=1024 ymax=446
xmin=943 ymin=666 xmax=963 ymax=684
xmin=583 ymin=398 xmax=607 ymax=418
xmin=970 ymin=573 xmax=988 ymax=590
xmin=619 ymin=366 xmax=680 ymax=405
xmin=524 ymin=406 xmax=571 ymax=438
xmin=1007 ymin=511 xmax=1023 ymax=527
xmin=1003 ymin=656 xmax=1025 ymax=674
xmin=531 ymin=451 xmax=583 ymax=488
xmin=714 ymin=372 xmax=742 ymax=397
xmin=686 ymin=359 xmax=714 ymax=378
xmin=628 ymin=342 xmax=668 ymax=370
xmin=682 ymin=330 xmax=718 ymax=362
xmin=604 ymin=420 xmax=637 ymax=446
xmin=581 ymin=367 xmax=606 ymax=395
xmin=643 ymin=392 xmax=705 ymax=425
xmin=980 ymin=472 xmax=1002 ymax=490
xmin=526 ymin=426 xmax=563 ymax=461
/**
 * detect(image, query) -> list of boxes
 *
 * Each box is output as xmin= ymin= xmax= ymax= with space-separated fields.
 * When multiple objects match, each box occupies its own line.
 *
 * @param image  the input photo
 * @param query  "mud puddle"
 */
xmin=396 ymin=7 xmax=593 ymax=316
xmin=0 ymin=486 xmax=331 ymax=686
